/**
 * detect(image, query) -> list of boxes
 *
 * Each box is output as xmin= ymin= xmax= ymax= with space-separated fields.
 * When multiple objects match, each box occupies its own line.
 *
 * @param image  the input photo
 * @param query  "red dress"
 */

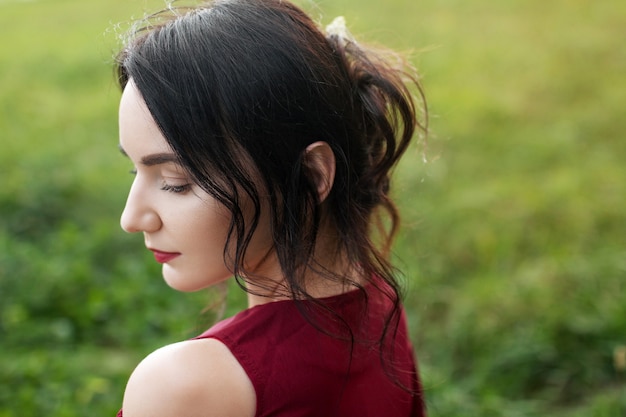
xmin=117 ymin=284 xmax=426 ymax=416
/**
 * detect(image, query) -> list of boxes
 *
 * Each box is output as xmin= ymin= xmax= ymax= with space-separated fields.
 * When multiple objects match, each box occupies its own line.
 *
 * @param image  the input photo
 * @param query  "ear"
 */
xmin=303 ymin=141 xmax=336 ymax=203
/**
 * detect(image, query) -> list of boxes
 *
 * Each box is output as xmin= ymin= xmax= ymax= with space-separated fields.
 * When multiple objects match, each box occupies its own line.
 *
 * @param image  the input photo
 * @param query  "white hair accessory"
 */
xmin=325 ymin=16 xmax=354 ymax=46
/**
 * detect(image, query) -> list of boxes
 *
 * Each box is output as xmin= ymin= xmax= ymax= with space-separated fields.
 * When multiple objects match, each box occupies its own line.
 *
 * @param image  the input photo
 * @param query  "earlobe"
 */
xmin=303 ymin=141 xmax=336 ymax=203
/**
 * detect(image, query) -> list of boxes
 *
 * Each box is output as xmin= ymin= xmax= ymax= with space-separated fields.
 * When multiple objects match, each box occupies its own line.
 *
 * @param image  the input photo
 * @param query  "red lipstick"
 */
xmin=150 ymin=249 xmax=180 ymax=263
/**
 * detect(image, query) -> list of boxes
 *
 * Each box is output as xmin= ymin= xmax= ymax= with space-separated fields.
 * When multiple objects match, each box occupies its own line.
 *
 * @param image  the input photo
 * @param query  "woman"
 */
xmin=115 ymin=0 xmax=427 ymax=415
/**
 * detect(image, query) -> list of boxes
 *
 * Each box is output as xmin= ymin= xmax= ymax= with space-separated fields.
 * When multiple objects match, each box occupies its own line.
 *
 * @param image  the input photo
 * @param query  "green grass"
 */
xmin=1 ymin=0 xmax=625 ymax=415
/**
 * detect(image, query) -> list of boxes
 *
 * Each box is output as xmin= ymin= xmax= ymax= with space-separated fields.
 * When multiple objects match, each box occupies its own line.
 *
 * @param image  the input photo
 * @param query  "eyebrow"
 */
xmin=118 ymin=144 xmax=180 ymax=167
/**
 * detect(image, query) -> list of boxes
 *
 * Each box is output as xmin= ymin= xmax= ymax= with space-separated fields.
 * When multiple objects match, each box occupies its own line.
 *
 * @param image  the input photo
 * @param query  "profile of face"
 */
xmin=118 ymin=81 xmax=275 ymax=292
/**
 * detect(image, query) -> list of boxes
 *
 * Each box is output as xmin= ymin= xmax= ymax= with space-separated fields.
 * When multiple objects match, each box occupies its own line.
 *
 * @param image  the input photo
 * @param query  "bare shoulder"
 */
xmin=122 ymin=338 xmax=256 ymax=417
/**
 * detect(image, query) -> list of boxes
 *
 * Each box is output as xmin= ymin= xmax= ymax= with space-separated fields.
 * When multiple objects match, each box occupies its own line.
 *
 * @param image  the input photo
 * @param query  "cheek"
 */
xmin=186 ymin=201 xmax=232 ymax=250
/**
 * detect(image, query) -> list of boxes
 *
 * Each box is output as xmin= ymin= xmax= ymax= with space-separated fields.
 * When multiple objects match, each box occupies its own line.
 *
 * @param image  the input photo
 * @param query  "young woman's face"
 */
xmin=118 ymin=81 xmax=274 ymax=292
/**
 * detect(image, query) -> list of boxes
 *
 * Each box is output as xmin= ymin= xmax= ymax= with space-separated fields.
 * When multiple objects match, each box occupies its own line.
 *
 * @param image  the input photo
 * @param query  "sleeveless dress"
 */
xmin=116 ymin=283 xmax=426 ymax=416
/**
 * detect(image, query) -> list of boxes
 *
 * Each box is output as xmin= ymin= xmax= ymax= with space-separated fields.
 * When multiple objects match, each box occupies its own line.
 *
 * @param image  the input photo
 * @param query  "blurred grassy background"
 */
xmin=1 ymin=0 xmax=624 ymax=415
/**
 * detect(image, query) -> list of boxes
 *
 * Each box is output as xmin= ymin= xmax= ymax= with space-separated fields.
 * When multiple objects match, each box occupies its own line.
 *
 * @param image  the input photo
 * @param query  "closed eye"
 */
xmin=160 ymin=182 xmax=192 ymax=194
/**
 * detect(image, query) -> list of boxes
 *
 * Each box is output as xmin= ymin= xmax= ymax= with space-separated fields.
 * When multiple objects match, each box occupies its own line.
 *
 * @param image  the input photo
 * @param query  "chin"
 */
xmin=163 ymin=276 xmax=206 ymax=292
xmin=162 ymin=268 xmax=231 ymax=292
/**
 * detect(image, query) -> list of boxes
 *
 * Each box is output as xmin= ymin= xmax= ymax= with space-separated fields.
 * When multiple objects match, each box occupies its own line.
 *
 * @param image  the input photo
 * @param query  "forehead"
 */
xmin=118 ymin=80 xmax=171 ymax=157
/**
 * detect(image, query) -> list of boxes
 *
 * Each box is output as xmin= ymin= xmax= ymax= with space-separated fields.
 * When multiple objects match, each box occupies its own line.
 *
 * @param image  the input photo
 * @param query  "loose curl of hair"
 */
xmin=116 ymin=0 xmax=427 ymax=390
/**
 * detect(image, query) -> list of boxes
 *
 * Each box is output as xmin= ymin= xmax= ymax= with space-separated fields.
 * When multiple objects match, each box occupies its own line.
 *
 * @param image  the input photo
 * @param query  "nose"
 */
xmin=120 ymin=177 xmax=161 ymax=233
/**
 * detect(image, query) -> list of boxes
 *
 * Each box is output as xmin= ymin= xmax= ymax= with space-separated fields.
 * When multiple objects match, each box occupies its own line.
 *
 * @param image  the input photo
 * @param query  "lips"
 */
xmin=149 ymin=249 xmax=181 ymax=263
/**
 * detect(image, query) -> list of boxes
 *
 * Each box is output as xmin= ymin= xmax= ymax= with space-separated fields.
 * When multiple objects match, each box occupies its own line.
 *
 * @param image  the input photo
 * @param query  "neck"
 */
xmin=244 ymin=227 xmax=362 ymax=308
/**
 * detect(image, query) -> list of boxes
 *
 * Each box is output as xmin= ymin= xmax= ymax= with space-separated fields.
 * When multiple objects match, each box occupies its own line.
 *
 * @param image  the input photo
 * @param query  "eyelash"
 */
xmin=128 ymin=169 xmax=190 ymax=194
xmin=160 ymin=182 xmax=192 ymax=194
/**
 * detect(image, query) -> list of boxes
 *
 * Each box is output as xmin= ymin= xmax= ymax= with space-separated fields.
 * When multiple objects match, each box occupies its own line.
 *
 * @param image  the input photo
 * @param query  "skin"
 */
xmin=118 ymin=80 xmax=350 ymax=416
xmin=121 ymin=339 xmax=257 ymax=417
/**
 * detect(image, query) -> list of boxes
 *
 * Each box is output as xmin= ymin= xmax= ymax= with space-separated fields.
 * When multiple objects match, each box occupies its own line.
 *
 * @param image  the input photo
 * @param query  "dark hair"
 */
xmin=116 ymin=0 xmax=426 ymax=388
